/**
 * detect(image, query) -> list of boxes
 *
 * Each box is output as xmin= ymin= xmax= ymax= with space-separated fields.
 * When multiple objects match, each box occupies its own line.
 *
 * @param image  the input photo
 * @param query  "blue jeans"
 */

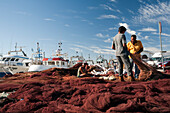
xmin=130 ymin=59 xmax=140 ymax=78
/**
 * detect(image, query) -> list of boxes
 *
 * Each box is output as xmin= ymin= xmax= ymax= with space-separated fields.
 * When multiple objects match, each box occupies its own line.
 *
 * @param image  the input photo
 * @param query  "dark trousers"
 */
xmin=116 ymin=55 xmax=132 ymax=77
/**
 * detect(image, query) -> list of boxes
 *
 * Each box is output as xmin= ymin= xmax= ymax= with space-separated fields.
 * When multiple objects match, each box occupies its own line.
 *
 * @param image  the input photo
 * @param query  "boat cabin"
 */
xmin=0 ymin=55 xmax=31 ymax=67
xmin=42 ymin=57 xmax=69 ymax=67
xmin=70 ymin=55 xmax=85 ymax=67
xmin=96 ymin=55 xmax=108 ymax=68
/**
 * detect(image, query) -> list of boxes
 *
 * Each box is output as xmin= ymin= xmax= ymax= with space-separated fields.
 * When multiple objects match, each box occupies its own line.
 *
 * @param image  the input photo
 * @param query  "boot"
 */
xmin=119 ymin=76 xmax=125 ymax=82
xmin=128 ymin=75 xmax=135 ymax=81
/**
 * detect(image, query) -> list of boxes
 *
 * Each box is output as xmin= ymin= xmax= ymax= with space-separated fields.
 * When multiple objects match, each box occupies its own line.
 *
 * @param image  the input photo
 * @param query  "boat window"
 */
xmin=15 ymin=59 xmax=19 ymax=61
xmin=43 ymin=61 xmax=46 ymax=65
xmin=56 ymin=61 xmax=59 ymax=66
xmin=5 ymin=58 xmax=10 ymax=61
xmin=2 ymin=58 xmax=6 ymax=61
xmin=11 ymin=58 xmax=15 ymax=61
xmin=48 ymin=61 xmax=55 ymax=65
xmin=25 ymin=63 xmax=29 ymax=67
xmin=164 ymin=58 xmax=170 ymax=61
xmin=62 ymin=62 xmax=65 ymax=66
xmin=97 ymin=61 xmax=103 ymax=63
xmin=151 ymin=57 xmax=161 ymax=61
xmin=17 ymin=63 xmax=23 ymax=66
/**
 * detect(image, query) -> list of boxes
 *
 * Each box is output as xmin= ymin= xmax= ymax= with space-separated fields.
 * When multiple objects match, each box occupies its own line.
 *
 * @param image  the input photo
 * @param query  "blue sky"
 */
xmin=0 ymin=0 xmax=170 ymax=60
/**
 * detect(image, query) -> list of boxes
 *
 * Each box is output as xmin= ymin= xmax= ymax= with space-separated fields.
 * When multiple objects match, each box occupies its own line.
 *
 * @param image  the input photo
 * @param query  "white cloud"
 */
xmin=89 ymin=22 xmax=94 ymax=25
xmin=81 ymin=19 xmax=88 ymax=22
xmin=152 ymin=32 xmax=159 ymax=35
xmin=88 ymin=6 xmax=98 ymax=10
xmin=73 ymin=44 xmax=114 ymax=55
xmin=97 ymin=15 xmax=118 ymax=19
xmin=121 ymin=17 xmax=126 ymax=22
xmin=139 ymin=27 xmax=157 ymax=32
xmin=144 ymin=47 xmax=160 ymax=53
xmin=108 ymin=27 xmax=117 ymax=30
xmin=64 ymin=24 xmax=70 ymax=27
xmin=101 ymin=4 xmax=114 ymax=11
xmin=44 ymin=18 xmax=56 ymax=21
xmin=70 ymin=48 xmax=82 ymax=53
xmin=67 ymin=9 xmax=78 ymax=14
xmin=119 ymin=23 xmax=136 ymax=35
xmin=96 ymin=33 xmax=109 ymax=38
xmin=66 ymin=9 xmax=86 ymax=14
xmin=101 ymin=4 xmax=121 ymax=13
xmin=162 ymin=44 xmax=170 ymax=48
xmin=144 ymin=36 xmax=149 ymax=39
xmin=128 ymin=9 xmax=135 ymax=14
xmin=137 ymin=32 xmax=142 ymax=37
xmin=161 ymin=33 xmax=170 ymax=37
xmin=15 ymin=11 xmax=31 ymax=16
xmin=135 ymin=32 xmax=142 ymax=40
xmin=104 ymin=38 xmax=112 ymax=43
xmin=134 ymin=1 xmax=170 ymax=24
xmin=96 ymin=33 xmax=104 ymax=38
xmin=116 ymin=9 xmax=121 ymax=13
xmin=110 ymin=0 xmax=116 ymax=2
xmin=38 ymin=38 xmax=53 ymax=41
xmin=81 ymin=19 xmax=94 ymax=25
xmin=152 ymin=32 xmax=170 ymax=37
xmin=138 ymin=0 xmax=147 ymax=4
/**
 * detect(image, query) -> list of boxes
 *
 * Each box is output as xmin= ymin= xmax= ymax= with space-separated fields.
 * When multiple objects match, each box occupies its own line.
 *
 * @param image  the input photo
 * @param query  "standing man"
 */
xmin=112 ymin=26 xmax=135 ymax=81
xmin=127 ymin=35 xmax=143 ymax=79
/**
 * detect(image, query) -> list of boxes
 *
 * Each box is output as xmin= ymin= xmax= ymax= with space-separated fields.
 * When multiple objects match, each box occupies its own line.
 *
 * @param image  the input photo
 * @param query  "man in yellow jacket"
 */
xmin=127 ymin=35 xmax=143 ymax=79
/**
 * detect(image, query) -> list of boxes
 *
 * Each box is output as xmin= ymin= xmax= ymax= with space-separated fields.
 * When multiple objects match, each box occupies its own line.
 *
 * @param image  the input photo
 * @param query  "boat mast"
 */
xmin=88 ymin=54 xmax=90 ymax=60
xmin=57 ymin=42 xmax=62 ymax=56
xmin=37 ymin=42 xmax=40 ymax=61
xmin=159 ymin=22 xmax=164 ymax=72
xmin=15 ymin=43 xmax=18 ymax=55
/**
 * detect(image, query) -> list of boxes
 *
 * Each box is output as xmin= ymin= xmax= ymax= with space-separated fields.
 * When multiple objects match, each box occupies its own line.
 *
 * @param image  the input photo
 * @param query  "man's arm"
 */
xmin=111 ymin=40 xmax=115 ymax=50
xmin=122 ymin=35 xmax=128 ymax=50
xmin=112 ymin=44 xmax=115 ymax=50
xmin=79 ymin=67 xmax=84 ymax=74
xmin=123 ymin=43 xmax=128 ymax=50
xmin=127 ymin=42 xmax=130 ymax=51
xmin=135 ymin=47 xmax=143 ymax=54
xmin=135 ymin=41 xmax=143 ymax=54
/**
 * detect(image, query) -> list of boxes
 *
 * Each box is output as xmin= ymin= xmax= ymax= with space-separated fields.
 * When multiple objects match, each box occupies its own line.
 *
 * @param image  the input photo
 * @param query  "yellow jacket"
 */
xmin=127 ymin=40 xmax=143 ymax=58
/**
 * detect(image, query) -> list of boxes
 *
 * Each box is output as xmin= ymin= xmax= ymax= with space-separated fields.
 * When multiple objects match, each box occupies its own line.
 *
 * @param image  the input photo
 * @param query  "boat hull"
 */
xmin=28 ymin=65 xmax=69 ymax=72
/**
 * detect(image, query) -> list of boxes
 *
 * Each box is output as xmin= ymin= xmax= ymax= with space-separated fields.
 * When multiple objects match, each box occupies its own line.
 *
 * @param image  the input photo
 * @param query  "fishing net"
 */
xmin=130 ymin=54 xmax=168 ymax=81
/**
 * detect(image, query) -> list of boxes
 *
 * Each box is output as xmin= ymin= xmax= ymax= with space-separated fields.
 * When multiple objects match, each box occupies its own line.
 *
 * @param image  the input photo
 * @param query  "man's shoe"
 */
xmin=128 ymin=75 xmax=135 ymax=81
xmin=119 ymin=76 xmax=125 ymax=81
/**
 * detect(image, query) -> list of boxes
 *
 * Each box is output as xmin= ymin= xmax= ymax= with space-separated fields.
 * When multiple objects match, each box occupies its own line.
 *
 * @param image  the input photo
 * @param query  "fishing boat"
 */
xmin=147 ymin=51 xmax=170 ymax=68
xmin=96 ymin=55 xmax=109 ymax=68
xmin=86 ymin=54 xmax=94 ymax=65
xmin=0 ymin=43 xmax=32 ymax=74
xmin=0 ymin=54 xmax=12 ymax=77
xmin=28 ymin=42 xmax=69 ymax=72
xmin=69 ymin=52 xmax=85 ymax=67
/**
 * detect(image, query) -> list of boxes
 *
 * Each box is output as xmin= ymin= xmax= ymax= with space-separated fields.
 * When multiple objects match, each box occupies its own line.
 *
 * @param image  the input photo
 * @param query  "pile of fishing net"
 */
xmin=0 ymin=77 xmax=170 ymax=112
xmin=0 ymin=59 xmax=170 ymax=112
xmin=130 ymin=54 xmax=170 ymax=80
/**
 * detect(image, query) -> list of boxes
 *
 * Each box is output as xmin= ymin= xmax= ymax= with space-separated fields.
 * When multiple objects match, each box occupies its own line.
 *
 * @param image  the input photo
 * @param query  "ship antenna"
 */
xmin=15 ymin=43 xmax=18 ymax=55
xmin=88 ymin=54 xmax=90 ymax=60
xmin=58 ymin=42 xmax=62 ymax=56
xmin=37 ymin=42 xmax=41 ymax=60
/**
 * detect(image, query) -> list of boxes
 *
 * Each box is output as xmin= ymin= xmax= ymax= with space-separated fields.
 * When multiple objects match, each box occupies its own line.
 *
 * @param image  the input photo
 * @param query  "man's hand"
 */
xmin=134 ymin=52 xmax=138 ymax=54
xmin=112 ymin=44 xmax=115 ymax=50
